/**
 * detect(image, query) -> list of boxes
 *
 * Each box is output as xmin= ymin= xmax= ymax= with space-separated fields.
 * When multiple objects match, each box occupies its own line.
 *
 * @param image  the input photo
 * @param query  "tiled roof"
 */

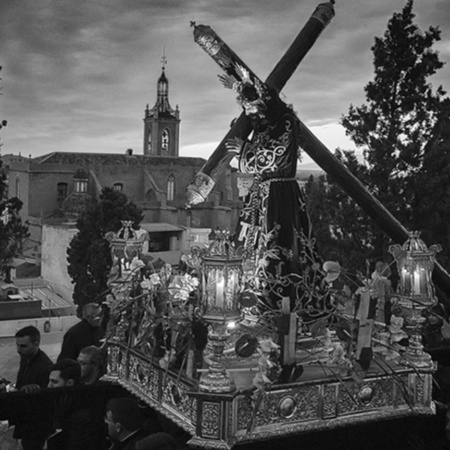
xmin=31 ymin=152 xmax=206 ymax=167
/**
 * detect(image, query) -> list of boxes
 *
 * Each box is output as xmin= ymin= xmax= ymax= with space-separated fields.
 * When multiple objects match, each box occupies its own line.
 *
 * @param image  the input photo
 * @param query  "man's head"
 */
xmin=105 ymin=397 xmax=143 ymax=443
xmin=15 ymin=326 xmax=40 ymax=360
xmin=82 ymin=303 xmax=103 ymax=328
xmin=48 ymin=359 xmax=81 ymax=388
xmin=77 ymin=345 xmax=104 ymax=384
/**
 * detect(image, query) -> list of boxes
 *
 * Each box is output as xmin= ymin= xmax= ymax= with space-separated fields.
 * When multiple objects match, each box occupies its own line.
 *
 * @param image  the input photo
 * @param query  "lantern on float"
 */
xmin=389 ymin=231 xmax=441 ymax=367
xmin=105 ymin=220 xmax=148 ymax=281
xmin=199 ymin=230 xmax=243 ymax=393
xmin=105 ymin=221 xmax=148 ymax=342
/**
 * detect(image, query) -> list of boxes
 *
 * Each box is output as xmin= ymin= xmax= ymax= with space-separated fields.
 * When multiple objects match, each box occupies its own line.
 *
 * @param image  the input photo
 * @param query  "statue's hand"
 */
xmin=186 ymin=172 xmax=215 ymax=206
xmin=217 ymin=73 xmax=236 ymax=90
xmin=225 ymin=137 xmax=244 ymax=156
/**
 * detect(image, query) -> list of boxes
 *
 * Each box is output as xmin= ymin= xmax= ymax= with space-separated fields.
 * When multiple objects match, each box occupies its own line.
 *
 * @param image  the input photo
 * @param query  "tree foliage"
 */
xmin=411 ymin=99 xmax=450 ymax=270
xmin=0 ymin=67 xmax=6 ymax=142
xmin=67 ymin=187 xmax=144 ymax=310
xmin=305 ymin=0 xmax=449 ymax=274
xmin=0 ymin=67 xmax=29 ymax=282
xmin=0 ymin=163 xmax=30 ymax=281
xmin=341 ymin=0 xmax=446 ymax=218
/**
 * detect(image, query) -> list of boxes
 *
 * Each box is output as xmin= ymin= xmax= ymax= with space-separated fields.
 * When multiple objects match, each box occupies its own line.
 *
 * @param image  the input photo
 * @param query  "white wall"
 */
xmin=0 ymin=315 xmax=79 ymax=337
xmin=41 ymin=224 xmax=78 ymax=301
xmin=182 ymin=228 xmax=211 ymax=251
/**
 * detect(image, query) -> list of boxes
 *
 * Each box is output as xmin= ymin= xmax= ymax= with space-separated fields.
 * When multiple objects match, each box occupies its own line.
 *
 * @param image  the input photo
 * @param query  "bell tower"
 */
xmin=143 ymin=52 xmax=180 ymax=156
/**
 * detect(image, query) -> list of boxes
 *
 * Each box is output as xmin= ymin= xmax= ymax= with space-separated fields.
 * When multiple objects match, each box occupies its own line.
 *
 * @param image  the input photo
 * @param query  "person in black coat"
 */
xmin=46 ymin=358 xmax=108 ymax=450
xmin=10 ymin=326 xmax=54 ymax=450
xmin=58 ymin=302 xmax=105 ymax=361
xmin=77 ymin=345 xmax=106 ymax=385
xmin=105 ymin=397 xmax=149 ymax=450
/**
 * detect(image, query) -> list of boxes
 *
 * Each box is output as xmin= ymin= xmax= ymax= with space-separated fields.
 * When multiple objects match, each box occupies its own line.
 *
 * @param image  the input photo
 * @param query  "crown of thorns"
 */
xmin=218 ymin=65 xmax=271 ymax=108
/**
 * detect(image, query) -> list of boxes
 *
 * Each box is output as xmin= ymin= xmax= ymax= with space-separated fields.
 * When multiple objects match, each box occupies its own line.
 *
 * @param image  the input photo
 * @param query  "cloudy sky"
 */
xmin=0 ymin=0 xmax=449 ymax=169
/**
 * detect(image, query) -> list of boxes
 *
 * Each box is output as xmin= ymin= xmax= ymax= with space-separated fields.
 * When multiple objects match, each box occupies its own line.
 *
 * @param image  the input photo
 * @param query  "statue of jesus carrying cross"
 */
xmin=188 ymin=3 xmax=336 ymax=326
xmin=188 ymin=1 xmax=450 ymax=308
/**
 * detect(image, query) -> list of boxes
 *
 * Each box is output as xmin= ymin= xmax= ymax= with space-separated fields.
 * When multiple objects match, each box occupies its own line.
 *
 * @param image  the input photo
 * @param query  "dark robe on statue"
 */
xmin=235 ymin=109 xmax=330 ymax=322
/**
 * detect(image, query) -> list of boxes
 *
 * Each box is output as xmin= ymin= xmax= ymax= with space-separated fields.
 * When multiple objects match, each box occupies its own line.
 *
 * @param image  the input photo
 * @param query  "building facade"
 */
xmin=2 ymin=65 xmax=242 ymax=265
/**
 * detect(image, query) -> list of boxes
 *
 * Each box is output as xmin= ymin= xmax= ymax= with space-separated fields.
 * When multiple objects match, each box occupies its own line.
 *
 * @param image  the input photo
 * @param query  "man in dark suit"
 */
xmin=11 ymin=326 xmax=54 ymax=450
xmin=47 ymin=358 xmax=107 ymax=450
xmin=58 ymin=302 xmax=105 ymax=361
xmin=105 ymin=397 xmax=148 ymax=450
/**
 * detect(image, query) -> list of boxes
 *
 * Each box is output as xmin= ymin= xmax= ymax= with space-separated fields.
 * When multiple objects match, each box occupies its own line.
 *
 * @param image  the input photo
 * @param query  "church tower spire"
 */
xmin=143 ymin=50 xmax=180 ymax=156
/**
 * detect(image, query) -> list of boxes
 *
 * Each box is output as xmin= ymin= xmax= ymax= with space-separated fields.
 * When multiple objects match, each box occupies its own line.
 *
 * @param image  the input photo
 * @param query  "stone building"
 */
xmin=2 ymin=65 xmax=242 ymax=269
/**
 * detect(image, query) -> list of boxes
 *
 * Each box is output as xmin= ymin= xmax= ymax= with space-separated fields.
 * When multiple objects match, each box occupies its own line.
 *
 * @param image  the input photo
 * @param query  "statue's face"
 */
xmin=237 ymin=83 xmax=268 ymax=118
xmin=243 ymin=100 xmax=267 ymax=118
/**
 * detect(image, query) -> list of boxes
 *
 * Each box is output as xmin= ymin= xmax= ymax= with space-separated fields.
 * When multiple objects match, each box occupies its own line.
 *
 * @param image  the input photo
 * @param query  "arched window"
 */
xmin=113 ymin=183 xmax=123 ymax=193
xmin=161 ymin=129 xmax=169 ymax=152
xmin=167 ymin=174 xmax=175 ymax=201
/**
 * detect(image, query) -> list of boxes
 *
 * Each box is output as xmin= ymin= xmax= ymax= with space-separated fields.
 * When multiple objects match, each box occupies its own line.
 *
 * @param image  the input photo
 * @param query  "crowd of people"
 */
xmin=0 ymin=302 xmax=180 ymax=450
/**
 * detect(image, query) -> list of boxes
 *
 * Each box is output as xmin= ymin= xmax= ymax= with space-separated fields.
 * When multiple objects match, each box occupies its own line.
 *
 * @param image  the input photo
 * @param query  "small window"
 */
xmin=75 ymin=180 xmax=88 ymax=193
xmin=161 ymin=129 xmax=169 ymax=151
xmin=167 ymin=175 xmax=175 ymax=201
xmin=57 ymin=182 xmax=68 ymax=204
xmin=15 ymin=177 xmax=20 ymax=199
xmin=147 ymin=131 xmax=152 ymax=152
xmin=113 ymin=183 xmax=123 ymax=193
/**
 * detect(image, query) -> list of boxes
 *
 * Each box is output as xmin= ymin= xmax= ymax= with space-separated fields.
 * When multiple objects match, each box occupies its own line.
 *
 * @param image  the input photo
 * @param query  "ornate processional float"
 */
xmin=103 ymin=222 xmax=438 ymax=449
xmin=102 ymin=2 xmax=443 ymax=448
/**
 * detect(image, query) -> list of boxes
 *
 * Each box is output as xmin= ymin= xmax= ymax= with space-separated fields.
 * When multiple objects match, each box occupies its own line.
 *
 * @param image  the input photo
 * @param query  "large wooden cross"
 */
xmin=187 ymin=1 xmax=450 ymax=296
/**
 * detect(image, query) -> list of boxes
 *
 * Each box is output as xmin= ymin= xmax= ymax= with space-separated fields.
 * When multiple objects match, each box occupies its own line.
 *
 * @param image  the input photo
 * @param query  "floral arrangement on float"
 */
xmin=104 ymin=222 xmax=440 ymax=385
xmin=104 ymin=222 xmax=209 ymax=377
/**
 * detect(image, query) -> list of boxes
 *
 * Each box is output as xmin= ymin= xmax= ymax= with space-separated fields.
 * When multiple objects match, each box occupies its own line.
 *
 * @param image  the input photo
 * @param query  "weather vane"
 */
xmin=161 ymin=47 xmax=167 ymax=70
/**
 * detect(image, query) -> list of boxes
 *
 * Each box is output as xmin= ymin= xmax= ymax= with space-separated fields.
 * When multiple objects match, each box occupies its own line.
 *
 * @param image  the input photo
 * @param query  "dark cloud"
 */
xmin=0 ymin=0 xmax=449 ymax=160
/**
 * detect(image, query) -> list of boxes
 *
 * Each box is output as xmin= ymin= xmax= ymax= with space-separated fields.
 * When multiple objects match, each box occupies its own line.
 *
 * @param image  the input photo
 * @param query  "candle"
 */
xmin=216 ymin=273 xmax=225 ymax=308
xmin=401 ymin=268 xmax=409 ymax=294
xmin=413 ymin=269 xmax=421 ymax=295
